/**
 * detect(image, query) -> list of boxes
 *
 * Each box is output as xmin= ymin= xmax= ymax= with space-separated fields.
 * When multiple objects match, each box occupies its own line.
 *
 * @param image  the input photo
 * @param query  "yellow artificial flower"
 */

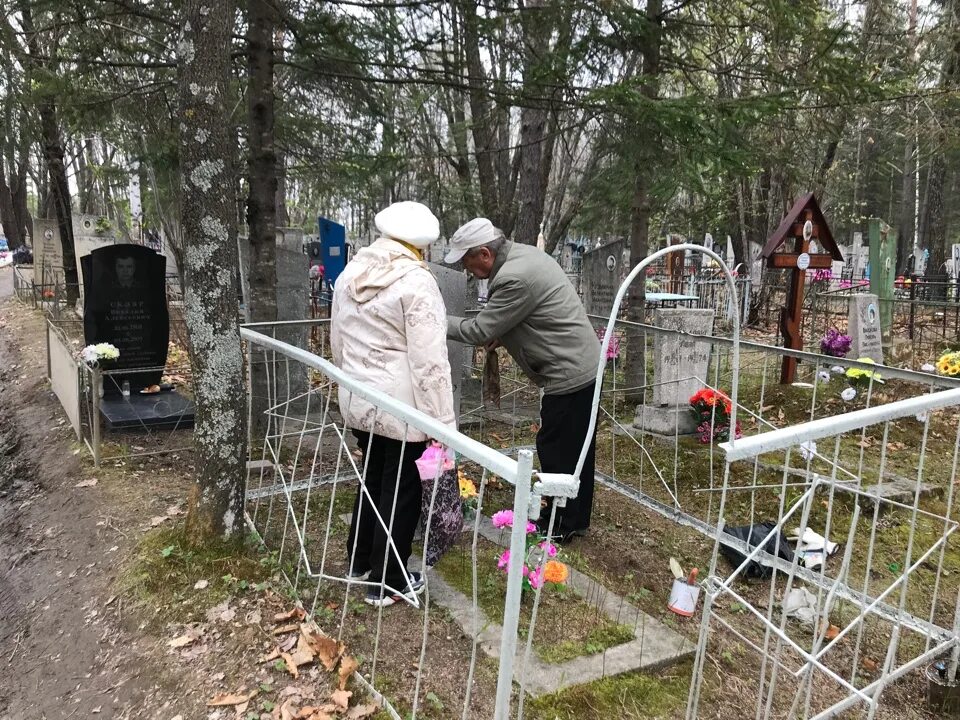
xmin=458 ymin=476 xmax=478 ymax=499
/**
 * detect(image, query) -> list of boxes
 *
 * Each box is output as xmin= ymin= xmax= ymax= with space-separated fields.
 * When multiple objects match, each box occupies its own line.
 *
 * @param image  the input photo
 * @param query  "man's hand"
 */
xmin=484 ymin=338 xmax=502 ymax=351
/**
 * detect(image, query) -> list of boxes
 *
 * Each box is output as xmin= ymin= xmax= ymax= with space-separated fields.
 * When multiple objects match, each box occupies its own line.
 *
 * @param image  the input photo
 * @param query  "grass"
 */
xmin=433 ymin=538 xmax=636 ymax=665
xmin=524 ymin=662 xmax=692 ymax=720
xmin=116 ymin=524 xmax=279 ymax=626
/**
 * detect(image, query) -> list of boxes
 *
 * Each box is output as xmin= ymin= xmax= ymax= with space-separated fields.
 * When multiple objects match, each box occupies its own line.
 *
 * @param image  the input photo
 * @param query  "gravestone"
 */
xmin=429 ymin=262 xmax=472 ymax=419
xmin=81 ymin=244 xmax=169 ymax=394
xmin=867 ymin=219 xmax=895 ymax=338
xmin=581 ymin=239 xmax=627 ymax=316
xmin=633 ymin=308 xmax=714 ymax=435
xmin=33 ymin=218 xmax=62 ymax=270
xmin=848 ymin=293 xmax=884 ymax=363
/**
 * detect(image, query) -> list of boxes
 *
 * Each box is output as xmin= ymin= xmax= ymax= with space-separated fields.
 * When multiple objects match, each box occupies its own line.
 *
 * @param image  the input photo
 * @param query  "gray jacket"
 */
xmin=447 ymin=241 xmax=600 ymax=396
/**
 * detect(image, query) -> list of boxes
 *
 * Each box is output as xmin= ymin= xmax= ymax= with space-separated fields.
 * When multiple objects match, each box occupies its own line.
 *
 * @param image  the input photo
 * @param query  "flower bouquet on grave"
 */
xmin=819 ymin=328 xmax=852 ymax=358
xmin=845 ymin=357 xmax=884 ymax=389
xmin=689 ymin=387 xmax=741 ymax=444
xmin=810 ymin=268 xmax=833 ymax=287
xmin=596 ymin=328 xmax=621 ymax=360
xmin=492 ymin=509 xmax=569 ymax=594
xmin=79 ymin=343 xmax=120 ymax=367
xmin=936 ymin=351 xmax=960 ymax=377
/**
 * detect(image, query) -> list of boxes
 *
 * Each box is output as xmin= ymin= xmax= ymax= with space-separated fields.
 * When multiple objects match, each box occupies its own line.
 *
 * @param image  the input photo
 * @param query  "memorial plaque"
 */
xmin=848 ymin=293 xmax=884 ymax=364
xmin=651 ymin=308 xmax=714 ymax=406
xmin=581 ymin=239 xmax=627 ymax=316
xmin=81 ymin=244 xmax=169 ymax=394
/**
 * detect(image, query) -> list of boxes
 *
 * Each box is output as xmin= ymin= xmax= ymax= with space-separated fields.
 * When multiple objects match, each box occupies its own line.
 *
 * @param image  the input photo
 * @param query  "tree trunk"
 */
xmin=513 ymin=0 xmax=552 ymax=246
xmin=39 ymin=101 xmax=78 ymax=300
xmin=0 ymin=156 xmax=22 ymax=250
xmin=178 ymin=0 xmax=247 ymax=544
xmin=459 ymin=0 xmax=500 ymax=225
xmin=624 ymin=0 xmax=662 ymax=402
xmin=19 ymin=1 xmax=78 ymax=299
xmin=246 ymin=0 xmax=279 ymax=440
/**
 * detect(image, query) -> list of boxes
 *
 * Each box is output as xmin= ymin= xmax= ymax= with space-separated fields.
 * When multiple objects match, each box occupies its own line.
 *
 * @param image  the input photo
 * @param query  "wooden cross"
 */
xmin=761 ymin=194 xmax=843 ymax=384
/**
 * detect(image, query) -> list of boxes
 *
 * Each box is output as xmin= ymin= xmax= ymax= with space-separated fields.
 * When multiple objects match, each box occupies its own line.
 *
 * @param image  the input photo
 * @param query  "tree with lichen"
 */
xmin=177 ymin=0 xmax=247 ymax=544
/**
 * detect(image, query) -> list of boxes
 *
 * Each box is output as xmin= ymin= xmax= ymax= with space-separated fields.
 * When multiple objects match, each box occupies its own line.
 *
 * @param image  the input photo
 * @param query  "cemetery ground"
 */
xmin=0 ymin=287 xmax=954 ymax=719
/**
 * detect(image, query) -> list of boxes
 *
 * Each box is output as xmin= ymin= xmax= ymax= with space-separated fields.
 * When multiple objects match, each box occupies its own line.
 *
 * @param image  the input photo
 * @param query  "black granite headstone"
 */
xmin=81 ymin=244 xmax=169 ymax=394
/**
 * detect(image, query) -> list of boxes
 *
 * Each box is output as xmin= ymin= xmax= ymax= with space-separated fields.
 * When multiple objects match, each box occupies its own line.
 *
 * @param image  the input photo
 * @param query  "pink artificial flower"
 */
xmin=539 ymin=541 xmax=558 ymax=558
xmin=521 ymin=564 xmax=529 ymax=577
xmin=526 ymin=521 xmax=537 ymax=534
xmin=492 ymin=510 xmax=514 ymax=529
xmin=528 ymin=567 xmax=544 ymax=590
xmin=497 ymin=550 xmax=510 ymax=570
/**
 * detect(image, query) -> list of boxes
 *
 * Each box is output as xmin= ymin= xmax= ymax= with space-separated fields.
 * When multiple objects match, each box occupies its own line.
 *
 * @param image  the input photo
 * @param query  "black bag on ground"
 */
xmin=720 ymin=522 xmax=795 ymax=579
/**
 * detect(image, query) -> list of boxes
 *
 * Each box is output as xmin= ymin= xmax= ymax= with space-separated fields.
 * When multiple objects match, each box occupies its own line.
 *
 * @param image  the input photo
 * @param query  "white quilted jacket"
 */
xmin=331 ymin=238 xmax=456 ymax=441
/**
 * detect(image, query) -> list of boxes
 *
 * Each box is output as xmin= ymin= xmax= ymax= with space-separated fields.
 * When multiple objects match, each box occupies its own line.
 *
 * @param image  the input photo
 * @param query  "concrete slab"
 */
xmin=337 ymin=510 xmax=692 ymax=695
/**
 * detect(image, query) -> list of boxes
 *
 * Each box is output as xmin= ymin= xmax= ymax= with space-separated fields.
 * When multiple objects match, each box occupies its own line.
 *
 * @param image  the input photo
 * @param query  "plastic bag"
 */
xmin=417 ymin=443 xmax=463 ymax=567
xmin=720 ymin=522 xmax=795 ymax=579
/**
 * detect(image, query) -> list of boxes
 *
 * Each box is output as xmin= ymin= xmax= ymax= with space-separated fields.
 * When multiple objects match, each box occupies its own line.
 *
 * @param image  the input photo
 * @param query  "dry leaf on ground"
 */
xmin=75 ymin=478 xmax=98 ymax=488
xmin=338 ymin=655 xmax=359 ymax=690
xmin=280 ymin=651 xmax=299 ymax=678
xmin=167 ymin=633 xmax=197 ymax=648
xmin=345 ymin=705 xmax=380 ymax=719
xmin=206 ymin=689 xmax=258 ymax=707
xmin=273 ymin=623 xmax=300 ymax=635
xmin=329 ymin=689 xmax=352 ymax=710
xmin=274 ymin=607 xmax=307 ymax=623
xmin=301 ymin=626 xmax=343 ymax=670
xmin=279 ymin=699 xmax=298 ymax=720
xmin=261 ymin=647 xmax=281 ymax=663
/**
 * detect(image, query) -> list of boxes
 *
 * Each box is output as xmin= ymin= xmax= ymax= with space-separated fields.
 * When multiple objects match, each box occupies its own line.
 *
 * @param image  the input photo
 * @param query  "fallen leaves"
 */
xmin=206 ymin=688 xmax=258 ymax=706
xmin=75 ymin=478 xmax=98 ymax=488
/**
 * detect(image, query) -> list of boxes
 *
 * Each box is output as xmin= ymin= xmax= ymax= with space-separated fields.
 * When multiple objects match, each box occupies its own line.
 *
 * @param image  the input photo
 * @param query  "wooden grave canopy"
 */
xmin=761 ymin=192 xmax=843 ymax=269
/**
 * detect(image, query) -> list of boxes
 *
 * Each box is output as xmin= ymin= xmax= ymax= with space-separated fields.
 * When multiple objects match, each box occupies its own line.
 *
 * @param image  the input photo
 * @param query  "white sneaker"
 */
xmin=364 ymin=572 xmax=425 ymax=607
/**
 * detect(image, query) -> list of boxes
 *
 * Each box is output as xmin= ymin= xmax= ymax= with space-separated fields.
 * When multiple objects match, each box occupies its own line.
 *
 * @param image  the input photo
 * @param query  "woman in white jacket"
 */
xmin=331 ymin=201 xmax=456 ymax=607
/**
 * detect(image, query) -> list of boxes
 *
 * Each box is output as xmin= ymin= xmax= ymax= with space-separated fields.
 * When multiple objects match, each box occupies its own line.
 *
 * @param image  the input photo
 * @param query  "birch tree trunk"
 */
xmin=178 ymin=0 xmax=247 ymax=543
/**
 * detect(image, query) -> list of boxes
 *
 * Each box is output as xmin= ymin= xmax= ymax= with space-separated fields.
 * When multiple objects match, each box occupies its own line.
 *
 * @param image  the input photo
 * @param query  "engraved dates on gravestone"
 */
xmin=652 ymin=308 xmax=714 ymax=406
xmin=848 ymin=293 xmax=884 ymax=364
xmin=81 ymin=244 xmax=169 ymax=394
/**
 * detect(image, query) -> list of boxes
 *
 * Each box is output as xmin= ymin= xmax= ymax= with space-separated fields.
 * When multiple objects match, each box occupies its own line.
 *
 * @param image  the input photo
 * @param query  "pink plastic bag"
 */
xmin=414 ymin=442 xmax=454 ymax=480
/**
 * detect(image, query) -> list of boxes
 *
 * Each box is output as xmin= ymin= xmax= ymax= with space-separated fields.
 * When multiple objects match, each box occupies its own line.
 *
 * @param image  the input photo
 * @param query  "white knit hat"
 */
xmin=375 ymin=201 xmax=440 ymax=248
xmin=444 ymin=217 xmax=498 ymax=264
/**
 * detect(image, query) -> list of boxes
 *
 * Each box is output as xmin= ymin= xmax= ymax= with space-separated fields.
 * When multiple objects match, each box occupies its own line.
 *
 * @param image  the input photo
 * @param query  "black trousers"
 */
xmin=347 ymin=431 xmax=427 ymax=590
xmin=536 ymin=382 xmax=597 ymax=534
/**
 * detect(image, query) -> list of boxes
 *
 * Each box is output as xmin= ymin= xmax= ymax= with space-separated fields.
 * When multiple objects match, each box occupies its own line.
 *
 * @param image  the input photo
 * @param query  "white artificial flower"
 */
xmin=921 ymin=363 xmax=936 ymax=373
xmin=817 ymin=370 xmax=831 ymax=383
xmin=799 ymin=440 xmax=817 ymax=461
xmin=841 ymin=387 xmax=857 ymax=402
xmin=916 ymin=411 xmax=929 ymax=423
xmin=831 ymin=365 xmax=845 ymax=374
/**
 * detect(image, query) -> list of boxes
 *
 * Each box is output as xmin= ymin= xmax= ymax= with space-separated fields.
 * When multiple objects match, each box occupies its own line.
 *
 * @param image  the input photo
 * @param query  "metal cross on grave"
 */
xmin=760 ymin=193 xmax=843 ymax=384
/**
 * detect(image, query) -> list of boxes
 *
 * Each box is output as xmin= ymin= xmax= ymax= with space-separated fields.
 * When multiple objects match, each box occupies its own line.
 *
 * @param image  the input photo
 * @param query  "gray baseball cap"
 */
xmin=444 ymin=217 xmax=498 ymax=264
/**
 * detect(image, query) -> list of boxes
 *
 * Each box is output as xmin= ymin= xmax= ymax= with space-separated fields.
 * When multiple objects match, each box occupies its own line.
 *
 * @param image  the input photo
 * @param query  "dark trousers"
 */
xmin=536 ymin=382 xmax=597 ymax=533
xmin=347 ymin=430 xmax=426 ymax=590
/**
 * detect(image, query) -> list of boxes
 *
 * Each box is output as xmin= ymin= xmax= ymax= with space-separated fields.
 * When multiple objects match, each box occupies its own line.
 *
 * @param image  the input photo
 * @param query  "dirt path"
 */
xmin=0 ymin=273 xmax=190 ymax=720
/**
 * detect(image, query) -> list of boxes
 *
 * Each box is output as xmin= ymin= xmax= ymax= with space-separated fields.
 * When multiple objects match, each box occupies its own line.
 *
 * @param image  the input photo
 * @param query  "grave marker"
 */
xmin=581 ymin=239 xmax=627 ymax=316
xmin=760 ymin=193 xmax=843 ymax=384
xmin=848 ymin=293 xmax=884 ymax=363
xmin=867 ymin=218 xmax=895 ymax=338
xmin=633 ymin=308 xmax=714 ymax=435
xmin=81 ymin=244 xmax=169 ymax=393
xmin=429 ymin=262 xmax=472 ymax=418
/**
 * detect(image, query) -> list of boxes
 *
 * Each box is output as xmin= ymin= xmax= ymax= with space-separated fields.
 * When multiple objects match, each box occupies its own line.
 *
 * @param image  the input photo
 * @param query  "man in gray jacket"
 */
xmin=445 ymin=218 xmax=601 ymax=542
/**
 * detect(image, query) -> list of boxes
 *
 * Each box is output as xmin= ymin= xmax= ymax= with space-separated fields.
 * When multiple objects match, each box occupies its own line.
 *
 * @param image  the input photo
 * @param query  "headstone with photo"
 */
xmin=848 ymin=293 xmax=884 ymax=364
xmin=581 ymin=239 xmax=627 ymax=317
xmin=34 ymin=218 xmax=62 ymax=270
xmin=80 ymin=243 xmax=187 ymax=428
xmin=632 ymin=308 xmax=714 ymax=435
